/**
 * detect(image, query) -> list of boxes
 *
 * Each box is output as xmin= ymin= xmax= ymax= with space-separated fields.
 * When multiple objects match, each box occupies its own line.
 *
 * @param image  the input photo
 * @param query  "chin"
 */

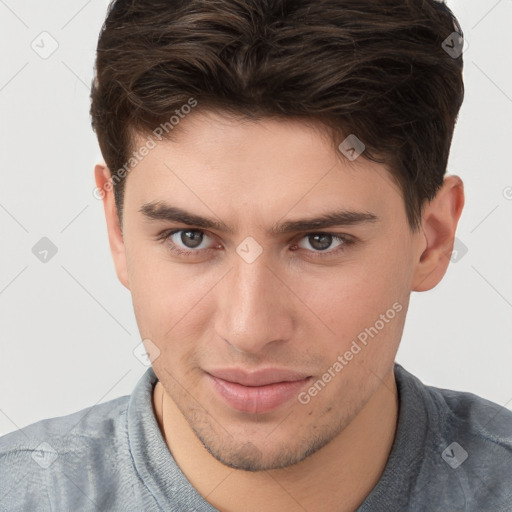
xmin=190 ymin=419 xmax=339 ymax=472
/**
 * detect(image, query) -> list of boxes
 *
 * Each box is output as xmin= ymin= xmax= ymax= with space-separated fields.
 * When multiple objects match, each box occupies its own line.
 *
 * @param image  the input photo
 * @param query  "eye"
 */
xmin=157 ymin=229 xmax=354 ymax=258
xmin=157 ymin=229 xmax=219 ymax=256
xmin=294 ymin=233 xmax=352 ymax=255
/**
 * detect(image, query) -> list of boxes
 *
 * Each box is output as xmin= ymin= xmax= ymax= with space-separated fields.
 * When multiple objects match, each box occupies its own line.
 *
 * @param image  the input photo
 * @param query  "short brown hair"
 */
xmin=90 ymin=0 xmax=464 ymax=230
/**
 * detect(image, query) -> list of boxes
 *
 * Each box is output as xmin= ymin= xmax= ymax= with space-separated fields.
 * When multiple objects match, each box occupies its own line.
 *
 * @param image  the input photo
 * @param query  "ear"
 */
xmin=94 ymin=162 xmax=130 ymax=290
xmin=411 ymin=175 xmax=465 ymax=292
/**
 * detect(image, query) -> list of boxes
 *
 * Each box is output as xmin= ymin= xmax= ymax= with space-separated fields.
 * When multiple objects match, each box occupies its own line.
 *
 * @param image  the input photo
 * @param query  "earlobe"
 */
xmin=411 ymin=175 xmax=465 ymax=292
xmin=94 ymin=163 xmax=130 ymax=290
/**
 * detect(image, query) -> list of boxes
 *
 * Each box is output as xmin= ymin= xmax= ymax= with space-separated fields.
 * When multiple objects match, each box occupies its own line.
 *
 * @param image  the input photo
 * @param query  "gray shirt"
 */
xmin=1 ymin=363 xmax=511 ymax=511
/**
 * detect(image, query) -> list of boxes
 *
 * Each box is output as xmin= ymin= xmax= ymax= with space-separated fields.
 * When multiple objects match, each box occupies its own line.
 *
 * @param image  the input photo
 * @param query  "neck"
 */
xmin=152 ymin=370 xmax=398 ymax=512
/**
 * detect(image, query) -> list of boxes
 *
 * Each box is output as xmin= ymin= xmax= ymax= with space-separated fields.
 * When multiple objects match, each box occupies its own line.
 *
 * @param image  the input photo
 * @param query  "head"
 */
xmin=91 ymin=0 xmax=465 ymax=471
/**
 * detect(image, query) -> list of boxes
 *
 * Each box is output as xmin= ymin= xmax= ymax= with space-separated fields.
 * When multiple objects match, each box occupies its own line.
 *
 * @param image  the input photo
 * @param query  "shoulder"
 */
xmin=426 ymin=379 xmax=512 ymax=455
xmin=0 ymin=395 xmax=131 ymax=510
xmin=398 ymin=365 xmax=512 ymax=510
xmin=0 ymin=394 xmax=130 ymax=454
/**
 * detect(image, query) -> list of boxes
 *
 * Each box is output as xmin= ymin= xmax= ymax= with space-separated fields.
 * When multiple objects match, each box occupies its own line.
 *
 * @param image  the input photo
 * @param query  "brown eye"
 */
xmin=178 ymin=230 xmax=204 ymax=249
xmin=158 ymin=229 xmax=217 ymax=256
xmin=297 ymin=233 xmax=348 ymax=253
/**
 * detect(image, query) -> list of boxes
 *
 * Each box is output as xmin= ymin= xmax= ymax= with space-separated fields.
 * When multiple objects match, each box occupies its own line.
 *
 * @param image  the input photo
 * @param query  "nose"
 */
xmin=214 ymin=252 xmax=293 ymax=355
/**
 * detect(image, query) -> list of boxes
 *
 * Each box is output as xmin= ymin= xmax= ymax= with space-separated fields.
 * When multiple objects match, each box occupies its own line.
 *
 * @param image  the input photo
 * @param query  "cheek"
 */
xmin=294 ymin=251 xmax=408 ymax=364
xmin=300 ymin=263 xmax=399 ymax=324
xmin=126 ymin=244 xmax=186 ymax=340
xmin=127 ymin=245 xmax=218 ymax=362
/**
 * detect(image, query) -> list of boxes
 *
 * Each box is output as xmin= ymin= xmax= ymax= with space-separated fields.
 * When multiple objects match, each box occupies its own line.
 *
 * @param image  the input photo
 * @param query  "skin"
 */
xmin=95 ymin=110 xmax=464 ymax=512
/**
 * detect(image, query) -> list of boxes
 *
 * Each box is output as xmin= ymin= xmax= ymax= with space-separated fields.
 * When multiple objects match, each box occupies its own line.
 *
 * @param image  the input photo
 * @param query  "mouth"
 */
xmin=205 ymin=368 xmax=312 ymax=414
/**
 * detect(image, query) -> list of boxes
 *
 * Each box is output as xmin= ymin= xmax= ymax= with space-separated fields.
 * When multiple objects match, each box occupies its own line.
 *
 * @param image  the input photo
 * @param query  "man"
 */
xmin=1 ymin=0 xmax=511 ymax=510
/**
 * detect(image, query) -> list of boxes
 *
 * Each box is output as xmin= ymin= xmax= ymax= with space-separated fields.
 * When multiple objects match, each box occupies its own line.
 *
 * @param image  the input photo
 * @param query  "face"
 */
xmin=109 ymin=111 xmax=425 ymax=471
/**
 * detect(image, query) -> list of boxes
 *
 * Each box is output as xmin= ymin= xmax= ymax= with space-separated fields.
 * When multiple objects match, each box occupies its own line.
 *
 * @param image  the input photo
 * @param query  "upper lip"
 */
xmin=206 ymin=368 xmax=311 ymax=386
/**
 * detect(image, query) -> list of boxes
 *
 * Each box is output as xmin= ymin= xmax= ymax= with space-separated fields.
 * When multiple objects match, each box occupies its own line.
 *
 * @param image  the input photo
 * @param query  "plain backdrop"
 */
xmin=0 ymin=0 xmax=511 ymax=436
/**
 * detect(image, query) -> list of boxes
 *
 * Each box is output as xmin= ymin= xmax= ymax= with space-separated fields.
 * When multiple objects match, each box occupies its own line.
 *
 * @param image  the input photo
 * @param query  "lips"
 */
xmin=207 ymin=368 xmax=311 ymax=386
xmin=205 ymin=368 xmax=312 ymax=414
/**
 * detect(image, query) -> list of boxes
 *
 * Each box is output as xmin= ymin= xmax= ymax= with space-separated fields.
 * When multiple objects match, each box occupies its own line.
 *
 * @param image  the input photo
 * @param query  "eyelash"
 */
xmin=156 ymin=229 xmax=355 ymax=259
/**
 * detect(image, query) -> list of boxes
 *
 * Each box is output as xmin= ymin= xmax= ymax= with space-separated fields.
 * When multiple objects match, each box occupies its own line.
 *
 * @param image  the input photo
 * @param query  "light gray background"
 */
xmin=1 ymin=0 xmax=511 ymax=436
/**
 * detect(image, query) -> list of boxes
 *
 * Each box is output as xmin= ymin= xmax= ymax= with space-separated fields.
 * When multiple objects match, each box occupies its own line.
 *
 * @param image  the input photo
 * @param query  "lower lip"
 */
xmin=206 ymin=374 xmax=311 ymax=414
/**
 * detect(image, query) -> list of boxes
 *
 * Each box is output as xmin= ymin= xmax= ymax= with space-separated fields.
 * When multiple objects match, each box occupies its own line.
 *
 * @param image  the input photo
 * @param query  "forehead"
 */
xmin=124 ymin=111 xmax=404 ymax=228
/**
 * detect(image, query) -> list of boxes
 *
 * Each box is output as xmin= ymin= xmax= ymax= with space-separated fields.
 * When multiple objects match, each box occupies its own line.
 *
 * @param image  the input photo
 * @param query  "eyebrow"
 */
xmin=139 ymin=201 xmax=378 ymax=235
